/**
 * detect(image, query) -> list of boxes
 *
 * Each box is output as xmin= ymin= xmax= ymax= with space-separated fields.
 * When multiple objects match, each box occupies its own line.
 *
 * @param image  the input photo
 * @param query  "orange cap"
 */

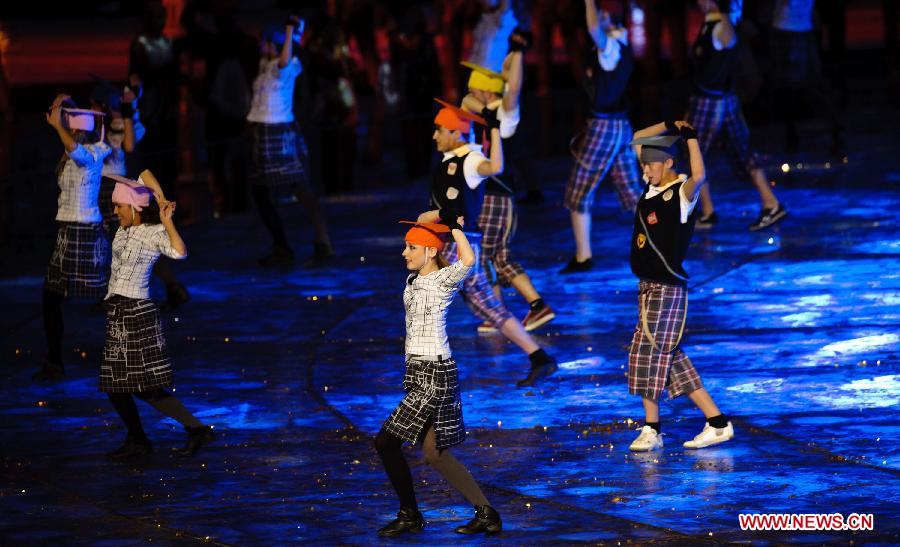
xmin=400 ymin=220 xmax=451 ymax=250
xmin=433 ymin=98 xmax=486 ymax=133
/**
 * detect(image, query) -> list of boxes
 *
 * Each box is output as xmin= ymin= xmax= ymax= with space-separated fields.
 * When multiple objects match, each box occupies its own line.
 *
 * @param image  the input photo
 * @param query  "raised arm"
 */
xmin=584 ymin=0 xmax=608 ymax=52
xmin=279 ymin=16 xmax=302 ymax=69
xmin=476 ymin=126 xmax=503 ymax=176
xmin=138 ymin=168 xmax=168 ymax=202
xmin=501 ymin=50 xmax=523 ymax=112
xmin=680 ymin=126 xmax=706 ymax=200
xmin=449 ymin=226 xmax=475 ymax=267
xmin=630 ymin=121 xmax=667 ymax=158
xmin=46 ymin=94 xmax=77 ymax=153
xmin=159 ymin=201 xmax=187 ymax=257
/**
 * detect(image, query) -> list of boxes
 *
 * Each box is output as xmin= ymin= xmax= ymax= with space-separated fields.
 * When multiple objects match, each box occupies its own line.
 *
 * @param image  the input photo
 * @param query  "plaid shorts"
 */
xmin=628 ymin=281 xmax=703 ymax=400
xmin=686 ymin=93 xmax=760 ymax=181
xmin=564 ymin=115 xmax=641 ymax=213
xmin=442 ymin=239 xmax=514 ymax=327
xmin=44 ymin=222 xmax=111 ymax=299
xmin=478 ymin=194 xmax=525 ymax=286
xmin=248 ymin=122 xmax=310 ymax=188
xmin=382 ymin=356 xmax=465 ymax=450
xmin=100 ymin=295 xmax=173 ymax=393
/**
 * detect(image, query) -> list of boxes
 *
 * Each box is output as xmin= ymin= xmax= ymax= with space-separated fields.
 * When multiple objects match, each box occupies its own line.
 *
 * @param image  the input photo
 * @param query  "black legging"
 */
xmin=108 ymin=389 xmax=204 ymax=444
xmin=251 ymin=185 xmax=290 ymax=251
xmin=42 ymin=289 xmax=64 ymax=366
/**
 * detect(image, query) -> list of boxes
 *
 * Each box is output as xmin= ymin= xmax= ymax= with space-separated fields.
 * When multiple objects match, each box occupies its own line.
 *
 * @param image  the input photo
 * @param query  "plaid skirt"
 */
xmin=686 ymin=93 xmax=760 ymax=181
xmin=44 ymin=222 xmax=111 ymax=299
xmin=627 ymin=281 xmax=703 ymax=400
xmin=478 ymin=194 xmax=525 ymax=286
xmin=442 ymin=238 xmax=513 ymax=327
xmin=248 ymin=121 xmax=310 ymax=188
xmin=383 ymin=356 xmax=465 ymax=450
xmin=564 ymin=115 xmax=641 ymax=213
xmin=99 ymin=295 xmax=173 ymax=393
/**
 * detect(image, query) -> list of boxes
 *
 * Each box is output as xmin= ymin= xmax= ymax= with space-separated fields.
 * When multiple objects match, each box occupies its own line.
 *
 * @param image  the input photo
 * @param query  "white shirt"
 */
xmin=486 ymin=99 xmax=520 ymax=139
xmin=597 ymin=29 xmax=628 ymax=72
xmin=107 ymin=224 xmax=186 ymax=300
xmin=442 ymin=144 xmax=489 ymax=190
xmin=404 ymin=259 xmax=472 ymax=357
xmin=102 ymin=117 xmax=146 ymax=178
xmin=246 ymin=57 xmax=302 ymax=124
xmin=56 ymin=142 xmax=112 ymax=223
xmin=643 ymin=174 xmax=698 ymax=224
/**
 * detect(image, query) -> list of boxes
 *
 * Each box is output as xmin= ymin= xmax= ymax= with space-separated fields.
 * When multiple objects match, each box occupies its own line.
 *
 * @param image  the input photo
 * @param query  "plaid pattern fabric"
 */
xmin=628 ymin=281 xmax=703 ymax=400
xmin=383 ymin=356 xmax=465 ymax=450
xmin=564 ymin=116 xmax=641 ymax=213
xmin=108 ymin=224 xmax=185 ymax=300
xmin=442 ymin=240 xmax=514 ymax=327
xmin=44 ymin=222 xmax=111 ymax=299
xmin=477 ymin=194 xmax=525 ymax=286
xmin=100 ymin=295 xmax=173 ymax=393
xmin=248 ymin=122 xmax=310 ymax=188
xmin=686 ymin=93 xmax=760 ymax=181
xmin=56 ymin=142 xmax=112 ymax=223
xmin=404 ymin=259 xmax=471 ymax=357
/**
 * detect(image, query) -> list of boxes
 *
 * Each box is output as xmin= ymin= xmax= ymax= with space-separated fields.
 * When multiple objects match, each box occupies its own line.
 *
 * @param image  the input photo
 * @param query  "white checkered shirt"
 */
xmin=106 ymin=224 xmax=186 ymax=300
xmin=56 ymin=142 xmax=112 ymax=223
xmin=404 ymin=259 xmax=472 ymax=357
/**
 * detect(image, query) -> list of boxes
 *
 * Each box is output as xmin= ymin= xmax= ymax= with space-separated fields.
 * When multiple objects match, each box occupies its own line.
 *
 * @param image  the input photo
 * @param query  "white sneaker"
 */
xmin=629 ymin=426 xmax=663 ymax=452
xmin=683 ymin=422 xmax=734 ymax=449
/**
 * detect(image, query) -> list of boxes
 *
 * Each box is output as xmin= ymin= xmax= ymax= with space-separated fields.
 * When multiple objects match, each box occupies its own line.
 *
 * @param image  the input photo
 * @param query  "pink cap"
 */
xmin=61 ymin=107 xmax=104 ymax=131
xmin=109 ymin=174 xmax=152 ymax=211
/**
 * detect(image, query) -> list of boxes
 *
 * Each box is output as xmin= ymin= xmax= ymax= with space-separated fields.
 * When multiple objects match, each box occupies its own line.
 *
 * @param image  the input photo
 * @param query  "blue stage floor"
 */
xmin=2 ymin=120 xmax=899 ymax=544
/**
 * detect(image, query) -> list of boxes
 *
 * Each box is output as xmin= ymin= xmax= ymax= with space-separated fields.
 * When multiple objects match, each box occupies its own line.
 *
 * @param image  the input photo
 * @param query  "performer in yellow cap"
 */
xmin=460 ymin=46 xmax=556 ymax=333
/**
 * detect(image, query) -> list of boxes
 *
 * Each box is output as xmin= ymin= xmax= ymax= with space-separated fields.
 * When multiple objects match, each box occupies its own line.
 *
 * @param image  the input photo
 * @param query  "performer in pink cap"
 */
xmin=34 ymin=94 xmax=112 ymax=381
xmin=100 ymin=171 xmax=214 ymax=461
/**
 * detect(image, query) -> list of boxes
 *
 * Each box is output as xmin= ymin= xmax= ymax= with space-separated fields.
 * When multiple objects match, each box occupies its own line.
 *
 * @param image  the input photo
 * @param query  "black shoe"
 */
xmin=748 ymin=204 xmax=787 ymax=231
xmin=302 ymin=242 xmax=334 ymax=269
xmin=32 ymin=361 xmax=65 ymax=382
xmin=162 ymin=283 xmax=190 ymax=312
xmin=517 ymin=190 xmax=544 ymax=205
xmin=175 ymin=426 xmax=215 ymax=457
xmin=107 ymin=437 xmax=153 ymax=461
xmin=259 ymin=247 xmax=295 ymax=267
xmin=377 ymin=507 xmax=425 ymax=537
xmin=695 ymin=212 xmax=717 ymax=230
xmin=455 ymin=505 xmax=502 ymax=535
xmin=559 ymin=256 xmax=593 ymax=274
xmin=517 ymin=355 xmax=558 ymax=388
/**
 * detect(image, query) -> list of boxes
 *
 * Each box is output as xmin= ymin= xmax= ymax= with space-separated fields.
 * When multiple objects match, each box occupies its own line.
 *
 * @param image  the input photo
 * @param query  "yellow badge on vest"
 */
xmin=663 ymin=189 xmax=674 ymax=201
xmin=637 ymin=233 xmax=646 ymax=249
xmin=447 ymin=162 xmax=458 ymax=175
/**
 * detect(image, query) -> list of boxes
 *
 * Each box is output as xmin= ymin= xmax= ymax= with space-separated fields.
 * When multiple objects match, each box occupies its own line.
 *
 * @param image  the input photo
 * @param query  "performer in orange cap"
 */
xmin=427 ymin=99 xmax=558 ymax=387
xmin=375 ymin=218 xmax=501 ymax=537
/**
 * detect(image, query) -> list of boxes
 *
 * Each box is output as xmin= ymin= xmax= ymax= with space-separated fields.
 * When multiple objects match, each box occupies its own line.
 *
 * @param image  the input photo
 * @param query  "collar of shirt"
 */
xmin=645 ymin=174 xmax=688 ymax=197
xmin=442 ymin=143 xmax=480 ymax=162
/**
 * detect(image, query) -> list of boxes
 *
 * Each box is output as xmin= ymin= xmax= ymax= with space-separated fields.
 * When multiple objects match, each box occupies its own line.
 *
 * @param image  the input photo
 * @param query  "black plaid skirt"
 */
xmin=248 ymin=121 xmax=310 ymax=188
xmin=44 ymin=222 xmax=111 ymax=299
xmin=383 ymin=356 xmax=465 ymax=450
xmin=99 ymin=295 xmax=173 ymax=393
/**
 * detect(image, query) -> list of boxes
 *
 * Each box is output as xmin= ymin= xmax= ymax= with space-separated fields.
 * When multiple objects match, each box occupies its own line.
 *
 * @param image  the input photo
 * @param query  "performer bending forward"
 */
xmin=375 ymin=217 xmax=501 ymax=537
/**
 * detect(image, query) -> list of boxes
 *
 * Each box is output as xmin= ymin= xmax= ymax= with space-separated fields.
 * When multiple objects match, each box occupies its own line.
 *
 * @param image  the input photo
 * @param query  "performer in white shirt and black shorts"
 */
xmin=375 ymin=217 xmax=501 ymax=537
xmin=100 ymin=170 xmax=213 ymax=461
xmin=35 ymin=94 xmax=111 ymax=382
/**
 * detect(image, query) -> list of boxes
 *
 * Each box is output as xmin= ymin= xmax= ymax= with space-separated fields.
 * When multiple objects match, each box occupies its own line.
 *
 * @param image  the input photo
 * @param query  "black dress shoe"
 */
xmin=175 ymin=426 xmax=215 ymax=457
xmin=516 ymin=358 xmax=558 ymax=388
xmin=32 ymin=361 xmax=65 ymax=382
xmin=455 ymin=505 xmax=502 ymax=534
xmin=559 ymin=256 xmax=593 ymax=274
xmin=107 ymin=437 xmax=153 ymax=461
xmin=377 ymin=507 xmax=425 ymax=537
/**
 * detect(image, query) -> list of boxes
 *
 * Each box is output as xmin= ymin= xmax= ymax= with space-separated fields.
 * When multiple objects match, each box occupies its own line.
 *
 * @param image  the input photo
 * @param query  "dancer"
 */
xmin=101 ymin=171 xmax=214 ymax=460
xmin=461 ymin=54 xmax=555 ymax=332
xmin=688 ymin=0 xmax=786 ymax=231
xmin=34 ymin=94 xmax=111 ymax=381
xmin=429 ymin=99 xmax=557 ymax=387
xmin=561 ymin=0 xmax=642 ymax=274
xmin=247 ymin=15 xmax=333 ymax=266
xmin=626 ymin=121 xmax=734 ymax=452
xmin=375 ymin=217 xmax=501 ymax=537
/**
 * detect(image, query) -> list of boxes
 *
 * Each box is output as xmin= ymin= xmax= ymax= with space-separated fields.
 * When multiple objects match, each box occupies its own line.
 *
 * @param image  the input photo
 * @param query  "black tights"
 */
xmin=251 ymin=185 xmax=290 ymax=251
xmin=42 ymin=289 xmax=64 ymax=365
xmin=107 ymin=389 xmax=204 ymax=444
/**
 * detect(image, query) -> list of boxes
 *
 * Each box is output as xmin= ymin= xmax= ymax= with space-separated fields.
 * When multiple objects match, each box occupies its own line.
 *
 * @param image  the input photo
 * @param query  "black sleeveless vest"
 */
xmin=630 ymin=180 xmax=697 ymax=286
xmin=690 ymin=18 xmax=739 ymax=96
xmin=430 ymin=149 xmax=486 ymax=231
xmin=586 ymin=40 xmax=633 ymax=115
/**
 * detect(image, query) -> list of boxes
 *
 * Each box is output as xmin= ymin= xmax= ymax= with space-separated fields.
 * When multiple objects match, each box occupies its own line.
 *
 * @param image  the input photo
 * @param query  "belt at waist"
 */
xmin=407 ymin=354 xmax=452 ymax=363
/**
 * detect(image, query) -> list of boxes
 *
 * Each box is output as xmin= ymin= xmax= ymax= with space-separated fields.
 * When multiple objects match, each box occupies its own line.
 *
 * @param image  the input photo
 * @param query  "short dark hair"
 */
xmin=137 ymin=199 xmax=162 ymax=225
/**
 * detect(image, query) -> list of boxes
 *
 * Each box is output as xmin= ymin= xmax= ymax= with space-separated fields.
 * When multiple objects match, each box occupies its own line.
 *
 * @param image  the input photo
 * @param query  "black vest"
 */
xmin=430 ymin=149 xmax=486 ymax=231
xmin=586 ymin=40 xmax=633 ymax=115
xmin=630 ymin=180 xmax=697 ymax=287
xmin=690 ymin=19 xmax=739 ymax=96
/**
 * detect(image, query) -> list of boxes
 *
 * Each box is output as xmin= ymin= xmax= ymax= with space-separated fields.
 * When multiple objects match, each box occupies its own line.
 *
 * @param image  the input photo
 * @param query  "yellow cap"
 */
xmin=461 ymin=61 xmax=505 ymax=94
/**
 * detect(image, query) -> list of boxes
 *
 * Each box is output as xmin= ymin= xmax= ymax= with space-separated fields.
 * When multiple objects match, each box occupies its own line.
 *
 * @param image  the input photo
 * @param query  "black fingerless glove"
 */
xmin=481 ymin=107 xmax=501 ymax=131
xmin=680 ymin=124 xmax=698 ymax=141
xmin=665 ymin=119 xmax=678 ymax=135
xmin=508 ymin=29 xmax=533 ymax=53
xmin=438 ymin=210 xmax=462 ymax=231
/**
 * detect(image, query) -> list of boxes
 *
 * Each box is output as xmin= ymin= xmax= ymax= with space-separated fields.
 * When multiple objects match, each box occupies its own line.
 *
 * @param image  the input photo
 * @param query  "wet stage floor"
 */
xmin=2 ymin=133 xmax=899 ymax=544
